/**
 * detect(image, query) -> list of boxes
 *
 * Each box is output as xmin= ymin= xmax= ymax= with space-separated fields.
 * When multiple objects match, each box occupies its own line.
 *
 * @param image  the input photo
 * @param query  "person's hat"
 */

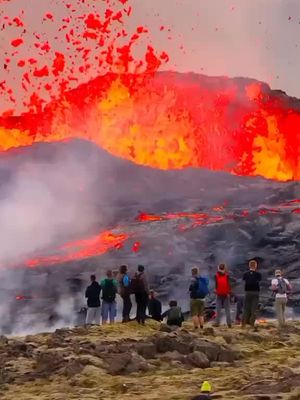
xmin=200 ymin=381 xmax=212 ymax=393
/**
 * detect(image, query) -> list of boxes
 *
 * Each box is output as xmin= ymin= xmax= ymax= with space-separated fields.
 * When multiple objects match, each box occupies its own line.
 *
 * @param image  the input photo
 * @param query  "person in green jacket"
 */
xmin=161 ymin=300 xmax=184 ymax=327
xmin=100 ymin=270 xmax=118 ymax=324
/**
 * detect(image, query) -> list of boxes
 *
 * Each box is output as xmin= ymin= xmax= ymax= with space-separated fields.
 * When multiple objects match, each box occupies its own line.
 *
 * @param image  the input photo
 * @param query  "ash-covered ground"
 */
xmin=0 ymin=139 xmax=299 ymax=334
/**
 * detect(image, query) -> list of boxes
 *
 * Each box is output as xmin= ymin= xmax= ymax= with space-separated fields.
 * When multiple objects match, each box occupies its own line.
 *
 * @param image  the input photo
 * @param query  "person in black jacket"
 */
xmin=242 ymin=260 xmax=262 ymax=328
xmin=148 ymin=290 xmax=162 ymax=321
xmin=131 ymin=265 xmax=149 ymax=325
xmin=85 ymin=275 xmax=101 ymax=325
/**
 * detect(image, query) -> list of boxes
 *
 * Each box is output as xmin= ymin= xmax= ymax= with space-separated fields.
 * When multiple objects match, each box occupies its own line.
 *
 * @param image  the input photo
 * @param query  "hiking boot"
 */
xmin=227 ymin=324 xmax=232 ymax=328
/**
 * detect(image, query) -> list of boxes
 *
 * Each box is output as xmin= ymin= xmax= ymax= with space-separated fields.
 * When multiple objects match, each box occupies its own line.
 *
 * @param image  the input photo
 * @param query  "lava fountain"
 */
xmin=0 ymin=0 xmax=299 ymax=182
xmin=1 ymin=72 xmax=300 ymax=182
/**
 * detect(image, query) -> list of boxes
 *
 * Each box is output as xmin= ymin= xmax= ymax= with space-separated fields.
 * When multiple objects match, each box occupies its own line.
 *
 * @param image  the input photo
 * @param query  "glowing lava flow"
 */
xmin=23 ymin=202 xmax=299 ymax=268
xmin=25 ymin=230 xmax=129 ymax=267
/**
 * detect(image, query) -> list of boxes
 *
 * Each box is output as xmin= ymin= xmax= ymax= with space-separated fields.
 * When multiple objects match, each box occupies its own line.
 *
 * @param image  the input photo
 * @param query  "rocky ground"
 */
xmin=1 ymin=320 xmax=300 ymax=400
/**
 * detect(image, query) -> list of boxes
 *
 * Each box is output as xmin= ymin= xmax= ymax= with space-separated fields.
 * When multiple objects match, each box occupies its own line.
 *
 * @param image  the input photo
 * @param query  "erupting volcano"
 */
xmin=1 ymin=0 xmax=300 ymax=182
xmin=1 ymin=71 xmax=300 ymax=182
xmin=0 ymin=0 xmax=299 ymax=274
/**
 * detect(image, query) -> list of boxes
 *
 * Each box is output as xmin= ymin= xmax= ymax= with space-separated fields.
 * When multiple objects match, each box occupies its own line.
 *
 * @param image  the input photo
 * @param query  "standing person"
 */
xmin=118 ymin=265 xmax=132 ymax=323
xmin=242 ymin=260 xmax=262 ymax=329
xmin=85 ymin=275 xmax=101 ymax=325
xmin=101 ymin=270 xmax=118 ymax=325
xmin=214 ymin=263 xmax=232 ymax=328
xmin=131 ymin=265 xmax=149 ymax=325
xmin=189 ymin=267 xmax=209 ymax=330
xmin=272 ymin=269 xmax=291 ymax=328
xmin=148 ymin=290 xmax=162 ymax=321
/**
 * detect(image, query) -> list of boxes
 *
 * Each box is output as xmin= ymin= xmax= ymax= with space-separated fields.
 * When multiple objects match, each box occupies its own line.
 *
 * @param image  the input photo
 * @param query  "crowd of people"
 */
xmin=85 ymin=260 xmax=292 ymax=329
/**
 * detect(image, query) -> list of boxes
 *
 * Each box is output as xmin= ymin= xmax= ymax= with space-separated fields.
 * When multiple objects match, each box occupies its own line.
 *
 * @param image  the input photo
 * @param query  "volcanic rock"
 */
xmin=35 ymin=350 xmax=65 ymax=375
xmin=0 ymin=322 xmax=299 ymax=399
xmin=193 ymin=340 xmax=221 ymax=362
xmin=104 ymin=351 xmax=150 ymax=375
xmin=136 ymin=342 xmax=157 ymax=359
xmin=186 ymin=351 xmax=210 ymax=368
xmin=159 ymin=351 xmax=185 ymax=363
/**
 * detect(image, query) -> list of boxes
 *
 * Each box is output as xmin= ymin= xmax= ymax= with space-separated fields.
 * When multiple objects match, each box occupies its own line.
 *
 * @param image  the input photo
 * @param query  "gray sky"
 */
xmin=1 ymin=0 xmax=300 ymax=113
xmin=131 ymin=0 xmax=300 ymax=97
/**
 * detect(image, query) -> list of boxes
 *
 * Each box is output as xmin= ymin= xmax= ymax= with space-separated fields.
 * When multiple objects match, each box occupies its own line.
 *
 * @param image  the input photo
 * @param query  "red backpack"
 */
xmin=215 ymin=272 xmax=230 ymax=296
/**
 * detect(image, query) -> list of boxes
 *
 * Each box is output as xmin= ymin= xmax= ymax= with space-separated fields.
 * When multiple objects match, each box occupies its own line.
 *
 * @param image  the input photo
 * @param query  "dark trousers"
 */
xmin=135 ymin=292 xmax=148 ymax=324
xmin=122 ymin=294 xmax=132 ymax=322
xmin=167 ymin=318 xmax=182 ymax=327
xmin=243 ymin=291 xmax=259 ymax=326
xmin=235 ymin=296 xmax=244 ymax=322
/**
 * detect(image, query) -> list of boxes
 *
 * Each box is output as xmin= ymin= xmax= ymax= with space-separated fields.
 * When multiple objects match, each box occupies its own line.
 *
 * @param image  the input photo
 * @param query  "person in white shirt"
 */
xmin=271 ymin=269 xmax=291 ymax=328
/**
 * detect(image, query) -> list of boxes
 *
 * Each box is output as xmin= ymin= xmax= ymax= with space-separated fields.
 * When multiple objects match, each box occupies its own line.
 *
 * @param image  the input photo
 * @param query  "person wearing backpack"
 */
xmin=189 ymin=267 xmax=209 ymax=329
xmin=100 ymin=270 xmax=118 ymax=324
xmin=118 ymin=265 xmax=132 ymax=323
xmin=131 ymin=265 xmax=149 ymax=325
xmin=272 ymin=269 xmax=291 ymax=328
xmin=161 ymin=300 xmax=184 ymax=327
xmin=242 ymin=259 xmax=262 ymax=329
xmin=214 ymin=263 xmax=232 ymax=328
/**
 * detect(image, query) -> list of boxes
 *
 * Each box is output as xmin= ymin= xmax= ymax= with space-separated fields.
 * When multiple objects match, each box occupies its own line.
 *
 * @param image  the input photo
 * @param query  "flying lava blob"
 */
xmin=0 ymin=0 xmax=299 ymax=183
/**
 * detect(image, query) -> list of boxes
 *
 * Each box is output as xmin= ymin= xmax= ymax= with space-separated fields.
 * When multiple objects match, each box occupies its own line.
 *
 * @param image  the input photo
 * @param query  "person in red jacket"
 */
xmin=214 ymin=263 xmax=232 ymax=328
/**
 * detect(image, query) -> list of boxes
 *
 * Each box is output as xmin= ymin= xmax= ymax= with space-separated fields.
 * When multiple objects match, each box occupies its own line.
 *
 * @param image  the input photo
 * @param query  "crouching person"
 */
xmin=85 ymin=275 xmax=101 ymax=325
xmin=161 ymin=300 xmax=184 ymax=327
xmin=101 ymin=270 xmax=118 ymax=325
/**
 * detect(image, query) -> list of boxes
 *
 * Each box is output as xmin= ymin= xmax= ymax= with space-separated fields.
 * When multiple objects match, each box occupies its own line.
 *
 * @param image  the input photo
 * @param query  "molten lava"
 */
xmin=22 ymin=201 xmax=299 ymax=268
xmin=25 ymin=230 xmax=129 ymax=267
xmin=0 ymin=0 xmax=299 ymax=182
xmin=1 ymin=72 xmax=300 ymax=182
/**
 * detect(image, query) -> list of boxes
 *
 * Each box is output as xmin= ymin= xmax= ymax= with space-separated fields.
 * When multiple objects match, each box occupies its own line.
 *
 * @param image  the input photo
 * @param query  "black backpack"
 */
xmin=102 ymin=279 xmax=117 ymax=302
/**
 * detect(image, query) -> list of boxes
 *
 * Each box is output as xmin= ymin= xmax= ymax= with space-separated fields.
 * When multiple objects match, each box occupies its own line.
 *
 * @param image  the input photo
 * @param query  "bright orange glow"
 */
xmin=1 ymin=0 xmax=299 ymax=182
xmin=25 ymin=230 xmax=129 ymax=267
xmin=0 ymin=73 xmax=300 ymax=182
